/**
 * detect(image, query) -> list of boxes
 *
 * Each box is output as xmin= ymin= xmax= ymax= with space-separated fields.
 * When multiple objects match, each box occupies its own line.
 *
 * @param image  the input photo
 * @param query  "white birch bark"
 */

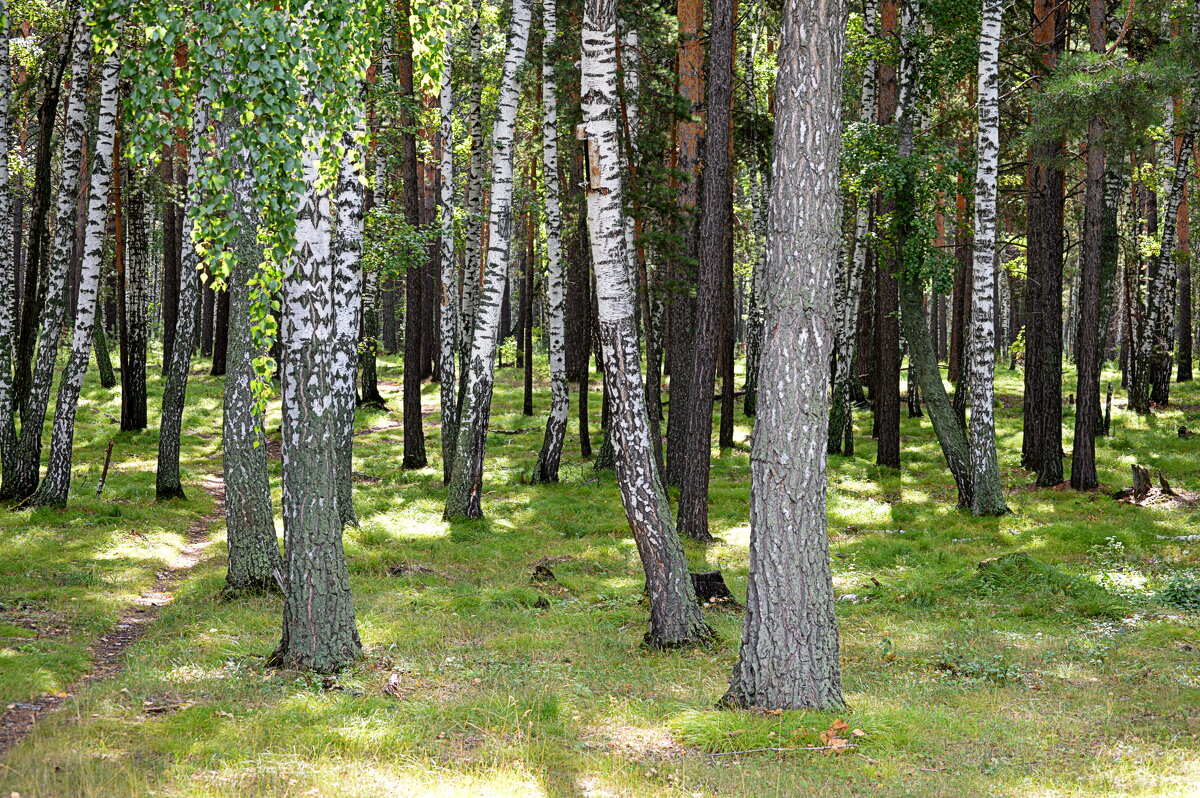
xmin=829 ymin=0 xmax=877 ymax=452
xmin=967 ymin=0 xmax=1007 ymax=515
xmin=444 ymin=0 xmax=532 ymax=520
xmin=156 ymin=78 xmax=210 ymax=500
xmin=332 ymin=107 xmax=366 ymax=525
xmin=459 ymin=0 xmax=486 ymax=357
xmin=582 ymin=0 xmax=710 ymax=647
xmin=438 ymin=29 xmax=459 ymax=484
xmin=533 ymin=0 xmax=569 ymax=484
xmin=29 ymin=34 xmax=122 ymax=507
xmin=3 ymin=13 xmax=91 ymax=501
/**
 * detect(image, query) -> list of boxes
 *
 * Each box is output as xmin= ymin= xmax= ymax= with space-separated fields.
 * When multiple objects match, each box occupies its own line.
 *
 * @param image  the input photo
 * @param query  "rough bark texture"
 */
xmin=119 ymin=163 xmax=148 ymax=430
xmin=0 ymin=2 xmax=14 ymax=464
xmin=156 ymin=83 xmax=209 ymax=501
xmin=28 ymin=38 xmax=122 ymax=507
xmin=444 ymin=0 xmax=532 ymax=520
xmin=873 ymin=0 xmax=900 ymax=469
xmin=223 ymin=148 xmax=282 ymax=594
xmin=967 ymin=0 xmax=1007 ymax=515
xmin=437 ymin=36 xmax=458 ymax=485
xmin=1 ymin=16 xmax=91 ymax=502
xmin=582 ymin=0 xmax=711 ymax=648
xmin=533 ymin=0 xmax=569 ymax=485
xmin=723 ymin=0 xmax=846 ymax=708
xmin=273 ymin=129 xmax=362 ymax=673
xmin=676 ymin=0 xmax=733 ymax=544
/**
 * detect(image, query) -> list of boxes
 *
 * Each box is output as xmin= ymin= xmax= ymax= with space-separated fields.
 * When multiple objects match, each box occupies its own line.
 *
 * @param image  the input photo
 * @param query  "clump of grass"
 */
xmin=972 ymin=551 xmax=1126 ymax=619
xmin=931 ymin=641 xmax=1023 ymax=685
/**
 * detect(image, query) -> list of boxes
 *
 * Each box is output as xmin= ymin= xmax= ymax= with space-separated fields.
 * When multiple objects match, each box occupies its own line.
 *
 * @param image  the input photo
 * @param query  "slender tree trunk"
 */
xmin=161 ymin=142 xmax=179 ymax=369
xmin=722 ymin=0 xmax=846 ymax=708
xmin=874 ymin=0 xmax=900 ymax=469
xmin=438 ymin=33 xmax=459 ymax=485
xmin=459 ymin=0 xmax=486 ymax=362
xmin=743 ymin=167 xmax=766 ymax=417
xmin=1177 ymin=171 xmax=1192 ymax=382
xmin=156 ymin=80 xmax=209 ymax=501
xmin=201 ymin=279 xmax=215 ymax=356
xmin=0 ymin=1 xmax=15 ymax=463
xmin=521 ymin=201 xmax=535 ymax=416
xmin=333 ymin=116 xmax=366 ymax=524
xmin=677 ymin=0 xmax=734 ymax=543
xmin=1071 ymin=0 xmax=1107 ymax=490
xmin=444 ymin=0 xmax=532 ymax=520
xmin=582 ymin=0 xmax=711 ymax=648
xmin=210 ymin=285 xmax=229 ymax=375
xmin=0 ymin=16 xmax=91 ymax=502
xmin=967 ymin=0 xmax=1007 ymax=515
xmin=533 ymin=0 xmax=570 ymax=484
xmin=830 ymin=0 xmax=877 ymax=454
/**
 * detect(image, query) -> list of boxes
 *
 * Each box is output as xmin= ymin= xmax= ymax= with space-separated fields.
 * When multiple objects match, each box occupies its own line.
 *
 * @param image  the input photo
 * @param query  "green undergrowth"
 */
xmin=2 ymin=355 xmax=1200 ymax=796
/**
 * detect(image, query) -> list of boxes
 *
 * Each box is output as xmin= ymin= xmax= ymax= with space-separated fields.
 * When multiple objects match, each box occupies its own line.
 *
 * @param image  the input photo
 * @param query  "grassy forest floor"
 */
xmin=2 ymin=353 xmax=1200 ymax=797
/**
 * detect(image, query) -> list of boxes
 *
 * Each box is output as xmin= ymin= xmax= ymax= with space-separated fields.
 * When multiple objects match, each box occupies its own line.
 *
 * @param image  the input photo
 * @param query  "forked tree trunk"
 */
xmin=444 ymin=0 xmax=532 ymax=520
xmin=829 ymin=0 xmax=877 ymax=453
xmin=28 ymin=36 xmax=122 ymax=507
xmin=156 ymin=80 xmax=210 ymax=501
xmin=582 ymin=0 xmax=710 ymax=648
xmin=1 ymin=15 xmax=91 ymax=502
xmin=967 ymin=0 xmax=1007 ymax=515
xmin=722 ymin=0 xmax=846 ymax=709
xmin=438 ymin=31 xmax=459 ymax=485
xmin=533 ymin=0 xmax=569 ymax=485
xmin=333 ymin=116 xmax=366 ymax=524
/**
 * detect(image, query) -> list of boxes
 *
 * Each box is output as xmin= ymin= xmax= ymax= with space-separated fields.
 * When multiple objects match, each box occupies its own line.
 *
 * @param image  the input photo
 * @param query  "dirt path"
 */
xmin=0 ymin=474 xmax=226 ymax=756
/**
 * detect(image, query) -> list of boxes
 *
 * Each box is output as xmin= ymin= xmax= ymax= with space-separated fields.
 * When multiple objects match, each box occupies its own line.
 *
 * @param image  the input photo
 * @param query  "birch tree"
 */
xmin=967 ymin=0 xmax=1007 ymax=516
xmin=27 ymin=35 xmax=122 ymax=508
xmin=533 ymin=0 xmax=569 ymax=484
xmin=722 ymin=0 xmax=846 ymax=710
xmin=828 ymin=0 xmax=876 ymax=454
xmin=581 ymin=0 xmax=711 ymax=648
xmin=459 ymin=0 xmax=486 ymax=356
xmin=444 ymin=0 xmax=532 ymax=520
xmin=333 ymin=114 xmax=366 ymax=524
xmin=272 ymin=133 xmax=362 ymax=672
xmin=0 ymin=0 xmax=14 ymax=466
xmin=156 ymin=82 xmax=210 ymax=501
xmin=438 ymin=29 xmax=459 ymax=484
xmin=1 ymin=14 xmax=91 ymax=502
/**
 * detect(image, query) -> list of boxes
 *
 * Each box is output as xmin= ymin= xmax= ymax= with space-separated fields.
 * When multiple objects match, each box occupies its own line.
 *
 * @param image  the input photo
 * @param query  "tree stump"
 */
xmin=690 ymin=570 xmax=741 ymax=608
xmin=1132 ymin=465 xmax=1152 ymax=500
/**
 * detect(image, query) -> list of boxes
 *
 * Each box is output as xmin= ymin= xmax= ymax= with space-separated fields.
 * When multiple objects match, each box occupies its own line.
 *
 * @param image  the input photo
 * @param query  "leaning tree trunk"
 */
xmin=532 ymin=0 xmax=570 ymax=485
xmin=0 ymin=15 xmax=91 ymax=502
xmin=967 ymin=0 xmax=1007 ymax=515
xmin=722 ymin=0 xmax=846 ymax=709
xmin=582 ymin=0 xmax=711 ymax=648
xmin=223 ymin=144 xmax=282 ymax=595
xmin=444 ymin=0 xmax=532 ymax=520
xmin=676 ymin=0 xmax=734 ymax=544
xmin=437 ymin=32 xmax=459 ymax=485
xmin=333 ymin=116 xmax=366 ymax=525
xmin=829 ymin=0 xmax=877 ymax=454
xmin=156 ymin=82 xmax=210 ymax=500
xmin=272 ymin=124 xmax=362 ymax=673
xmin=27 ymin=36 xmax=122 ymax=508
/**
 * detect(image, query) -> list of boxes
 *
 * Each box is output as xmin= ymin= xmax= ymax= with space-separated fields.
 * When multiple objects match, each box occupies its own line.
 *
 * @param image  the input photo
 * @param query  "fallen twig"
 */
xmin=699 ymin=743 xmax=857 ymax=757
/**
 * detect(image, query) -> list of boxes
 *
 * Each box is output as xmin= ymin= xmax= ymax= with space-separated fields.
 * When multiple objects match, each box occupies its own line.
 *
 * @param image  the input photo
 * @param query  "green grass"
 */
xmin=2 ymin=353 xmax=1200 ymax=796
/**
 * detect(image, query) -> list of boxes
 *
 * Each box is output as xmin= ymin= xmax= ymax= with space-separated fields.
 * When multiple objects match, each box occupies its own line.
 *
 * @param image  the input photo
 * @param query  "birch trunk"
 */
xmin=722 ymin=0 xmax=846 ymax=708
xmin=333 ymin=115 xmax=366 ymax=524
xmin=828 ymin=0 xmax=877 ymax=453
xmin=444 ymin=0 xmax=532 ymax=520
xmin=0 ymin=14 xmax=91 ymax=502
xmin=156 ymin=81 xmax=210 ymax=500
xmin=533 ymin=0 xmax=570 ymax=484
xmin=582 ymin=0 xmax=711 ymax=648
xmin=459 ymin=0 xmax=486 ymax=361
xmin=0 ymin=0 xmax=14 ymax=463
xmin=28 ymin=37 xmax=122 ymax=507
xmin=438 ymin=31 xmax=459 ymax=485
xmin=967 ymin=0 xmax=1007 ymax=515
xmin=272 ymin=127 xmax=362 ymax=672
xmin=120 ymin=166 xmax=149 ymax=431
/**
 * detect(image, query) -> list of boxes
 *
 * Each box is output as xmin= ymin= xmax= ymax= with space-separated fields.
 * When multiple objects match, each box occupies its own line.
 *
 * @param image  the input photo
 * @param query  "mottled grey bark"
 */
xmin=444 ymin=0 xmax=532 ymax=520
xmin=156 ymin=81 xmax=210 ymax=501
xmin=582 ymin=0 xmax=711 ymax=648
xmin=722 ymin=0 xmax=846 ymax=709
xmin=28 ymin=36 xmax=122 ymax=508
xmin=437 ymin=34 xmax=458 ymax=485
